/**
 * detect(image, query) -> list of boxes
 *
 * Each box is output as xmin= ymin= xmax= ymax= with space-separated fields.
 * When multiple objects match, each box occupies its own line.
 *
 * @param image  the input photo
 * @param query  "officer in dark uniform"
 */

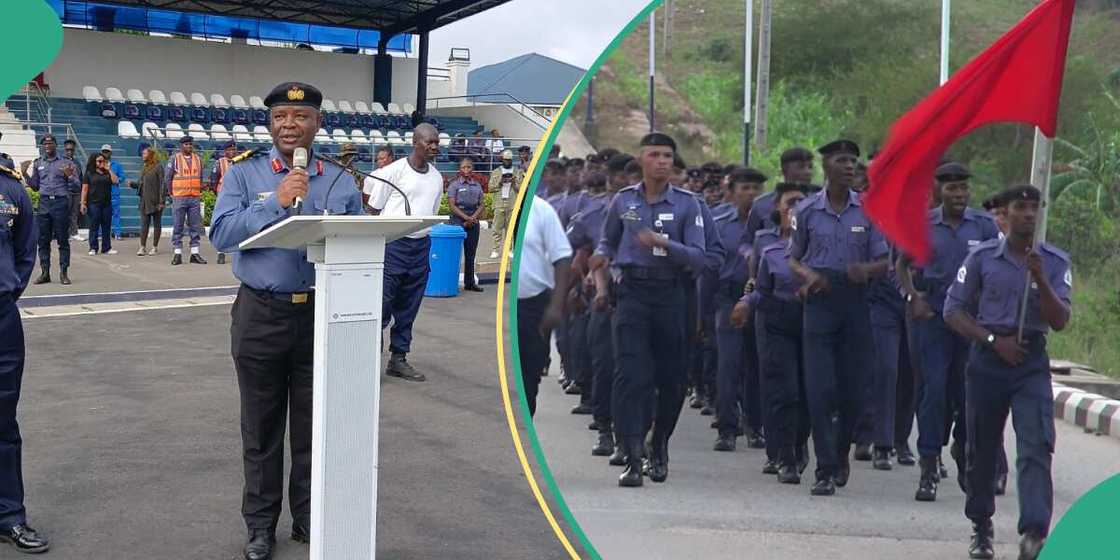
xmin=943 ymin=185 xmax=1070 ymax=560
xmin=743 ymin=147 xmax=815 ymax=254
xmin=447 ymin=157 xmax=486 ymax=292
xmin=210 ymin=82 xmax=363 ymax=560
xmin=591 ymin=133 xmax=705 ymax=487
xmin=788 ymin=139 xmax=889 ymax=496
xmin=26 ymin=134 xmax=80 ymax=285
xmin=0 ymin=158 xmax=50 ymax=554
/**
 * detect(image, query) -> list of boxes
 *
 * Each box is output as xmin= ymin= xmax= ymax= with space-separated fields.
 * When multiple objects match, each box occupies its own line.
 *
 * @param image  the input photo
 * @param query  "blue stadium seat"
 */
xmin=357 ymin=113 xmax=375 ymax=129
xmin=146 ymin=105 xmax=165 ymax=122
xmin=232 ymin=109 xmax=250 ymax=126
xmin=325 ymin=112 xmax=342 ymax=128
xmin=211 ymin=107 xmax=230 ymax=125
xmin=100 ymin=102 xmax=119 ymax=119
xmin=167 ymin=106 xmax=186 ymax=123
xmin=252 ymin=109 xmax=268 ymax=125
xmin=124 ymin=103 xmax=142 ymax=120
xmin=190 ymin=107 xmax=211 ymax=124
xmin=358 ymin=146 xmax=372 ymax=163
xmin=395 ymin=115 xmax=410 ymax=129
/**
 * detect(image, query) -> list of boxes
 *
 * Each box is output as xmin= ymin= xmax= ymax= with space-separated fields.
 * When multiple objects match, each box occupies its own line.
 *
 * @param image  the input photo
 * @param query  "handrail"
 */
xmin=17 ymin=121 xmax=88 ymax=164
xmin=426 ymin=93 xmax=551 ymax=129
xmin=11 ymin=83 xmax=53 ymax=126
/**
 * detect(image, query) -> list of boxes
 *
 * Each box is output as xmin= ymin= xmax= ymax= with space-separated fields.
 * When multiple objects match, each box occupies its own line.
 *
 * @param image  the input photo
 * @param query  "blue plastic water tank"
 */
xmin=425 ymin=223 xmax=467 ymax=297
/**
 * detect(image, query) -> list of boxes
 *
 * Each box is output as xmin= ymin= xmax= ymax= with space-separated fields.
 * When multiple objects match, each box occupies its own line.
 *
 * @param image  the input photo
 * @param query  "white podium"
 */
xmin=240 ymin=214 xmax=445 ymax=560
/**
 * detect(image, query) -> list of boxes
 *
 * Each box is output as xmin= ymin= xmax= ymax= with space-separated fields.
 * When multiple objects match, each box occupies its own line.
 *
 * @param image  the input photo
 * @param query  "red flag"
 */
xmin=864 ymin=0 xmax=1075 ymax=264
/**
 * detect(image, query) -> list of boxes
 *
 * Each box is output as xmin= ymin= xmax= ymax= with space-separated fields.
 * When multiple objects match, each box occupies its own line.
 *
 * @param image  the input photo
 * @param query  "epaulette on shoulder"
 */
xmin=618 ymin=185 xmax=639 ymax=193
xmin=230 ymin=149 xmax=265 ymax=165
xmin=0 ymin=164 xmax=22 ymax=181
xmin=972 ymin=238 xmax=1002 ymax=254
xmin=1040 ymin=242 xmax=1070 ymax=263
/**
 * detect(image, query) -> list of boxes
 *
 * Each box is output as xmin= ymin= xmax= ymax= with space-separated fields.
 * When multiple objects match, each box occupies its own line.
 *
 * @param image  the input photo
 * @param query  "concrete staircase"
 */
xmin=0 ymin=108 xmax=40 ymax=167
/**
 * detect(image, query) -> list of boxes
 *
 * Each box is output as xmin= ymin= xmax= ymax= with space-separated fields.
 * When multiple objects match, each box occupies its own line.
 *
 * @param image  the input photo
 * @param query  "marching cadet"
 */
xmin=788 ymin=139 xmax=889 ymax=496
xmin=0 ymin=159 xmax=50 ymax=554
xmin=943 ymin=185 xmax=1071 ymax=560
xmin=210 ymin=140 xmax=240 ymax=264
xmin=710 ymin=168 xmax=766 ymax=454
xmin=744 ymin=147 xmax=815 ymax=254
xmin=591 ymin=132 xmax=706 ymax=487
xmin=27 ymin=134 xmax=80 ymax=285
xmin=210 ymin=81 xmax=364 ymax=560
xmin=164 ymin=135 xmax=207 ymax=265
xmin=733 ymin=182 xmax=809 ymax=483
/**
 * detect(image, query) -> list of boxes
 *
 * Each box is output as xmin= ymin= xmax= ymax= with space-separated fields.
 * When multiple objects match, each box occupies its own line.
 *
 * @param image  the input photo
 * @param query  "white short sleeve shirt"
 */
xmin=518 ymin=195 xmax=573 ymax=299
xmin=363 ymin=157 xmax=444 ymax=239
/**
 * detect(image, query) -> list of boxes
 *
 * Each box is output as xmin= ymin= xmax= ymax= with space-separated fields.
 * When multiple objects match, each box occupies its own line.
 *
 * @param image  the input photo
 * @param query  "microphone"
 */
xmin=315 ymin=152 xmax=411 ymax=216
xmin=292 ymin=147 xmax=308 ymax=213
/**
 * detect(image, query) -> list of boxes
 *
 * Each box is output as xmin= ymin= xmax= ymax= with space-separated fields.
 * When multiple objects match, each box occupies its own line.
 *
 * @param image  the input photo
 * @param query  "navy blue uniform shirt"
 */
xmin=0 ymin=173 xmax=36 ymax=297
xmin=789 ymin=189 xmax=888 ymax=271
xmin=596 ymin=183 xmax=706 ymax=273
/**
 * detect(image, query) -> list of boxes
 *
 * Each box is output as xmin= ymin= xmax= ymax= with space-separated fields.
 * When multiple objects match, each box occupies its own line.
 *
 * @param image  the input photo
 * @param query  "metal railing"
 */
xmin=425 ymin=93 xmax=552 ymax=129
xmin=8 ymin=82 xmax=53 ymax=125
xmin=17 ymin=122 xmax=89 ymax=164
xmin=427 ymin=67 xmax=451 ymax=81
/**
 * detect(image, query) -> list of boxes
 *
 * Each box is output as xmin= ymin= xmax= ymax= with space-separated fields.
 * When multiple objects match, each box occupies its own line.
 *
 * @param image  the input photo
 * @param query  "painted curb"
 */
xmin=1053 ymin=382 xmax=1120 ymax=439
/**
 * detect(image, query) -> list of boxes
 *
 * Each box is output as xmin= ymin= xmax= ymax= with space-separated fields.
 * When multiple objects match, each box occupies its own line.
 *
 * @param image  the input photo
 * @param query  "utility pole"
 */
xmin=754 ymin=0 xmax=772 ymax=151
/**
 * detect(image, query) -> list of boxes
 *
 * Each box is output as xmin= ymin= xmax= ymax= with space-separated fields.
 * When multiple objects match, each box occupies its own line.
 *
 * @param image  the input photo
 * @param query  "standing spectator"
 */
xmin=447 ymin=157 xmax=485 ymax=292
xmin=130 ymin=145 xmax=165 ymax=256
xmin=209 ymin=141 xmax=239 ymax=264
xmin=62 ymin=139 xmax=84 ymax=242
xmin=100 ymin=145 xmax=126 ymax=240
xmin=488 ymin=150 xmax=524 ymax=259
xmin=80 ymin=152 xmax=117 ymax=255
xmin=517 ymin=194 xmax=572 ymax=417
xmin=375 ymin=146 xmax=395 ymax=169
xmin=27 ymin=134 xmax=80 ymax=285
xmin=163 ymin=136 xmax=207 ymax=265
xmin=517 ymin=145 xmax=532 ymax=171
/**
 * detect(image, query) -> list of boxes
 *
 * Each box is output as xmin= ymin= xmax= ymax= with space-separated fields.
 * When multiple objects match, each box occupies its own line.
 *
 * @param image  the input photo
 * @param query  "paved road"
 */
xmin=532 ymin=357 xmax=1120 ymax=560
xmin=17 ymin=289 xmax=569 ymax=559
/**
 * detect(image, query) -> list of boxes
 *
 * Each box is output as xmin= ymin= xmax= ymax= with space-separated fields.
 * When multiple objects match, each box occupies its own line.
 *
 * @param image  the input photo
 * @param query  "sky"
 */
xmin=427 ymin=0 xmax=650 ymax=71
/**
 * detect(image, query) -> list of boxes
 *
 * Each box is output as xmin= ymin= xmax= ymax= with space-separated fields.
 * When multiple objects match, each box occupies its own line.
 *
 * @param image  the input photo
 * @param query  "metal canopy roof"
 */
xmin=86 ymin=0 xmax=510 ymax=37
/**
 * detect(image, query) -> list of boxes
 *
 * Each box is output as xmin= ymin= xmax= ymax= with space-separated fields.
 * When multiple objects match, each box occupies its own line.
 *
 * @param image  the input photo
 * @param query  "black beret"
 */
xmin=935 ymin=162 xmax=971 ymax=182
xmin=180 ymin=135 xmax=194 ymax=144
xmin=775 ymin=182 xmax=811 ymax=196
xmin=780 ymin=147 xmax=814 ymax=165
xmin=730 ymin=167 xmax=768 ymax=184
xmin=1001 ymin=185 xmax=1041 ymax=203
xmin=639 ymin=132 xmax=677 ymax=151
xmin=606 ymin=153 xmax=634 ymax=173
xmin=40 ymin=134 xmax=57 ymax=144
xmin=673 ymin=153 xmax=687 ymax=170
xmin=519 ymin=145 xmax=531 ymax=153
xmin=544 ymin=158 xmax=566 ymax=171
xmin=981 ymin=193 xmax=1005 ymax=211
xmin=818 ymin=139 xmax=860 ymax=158
xmin=687 ymin=167 xmax=703 ymax=178
xmin=264 ymin=82 xmax=323 ymax=109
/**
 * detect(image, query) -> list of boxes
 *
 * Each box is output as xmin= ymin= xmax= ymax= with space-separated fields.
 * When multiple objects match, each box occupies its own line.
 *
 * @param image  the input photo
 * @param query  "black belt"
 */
xmin=244 ymin=285 xmax=315 ymax=305
xmin=621 ymin=266 xmax=681 ymax=280
xmin=40 ymin=194 xmax=67 ymax=200
xmin=987 ymin=329 xmax=1046 ymax=344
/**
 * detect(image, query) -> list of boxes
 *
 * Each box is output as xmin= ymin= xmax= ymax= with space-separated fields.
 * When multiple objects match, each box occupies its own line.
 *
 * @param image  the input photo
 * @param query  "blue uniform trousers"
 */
xmin=568 ymin=306 xmax=592 ymax=404
xmin=612 ymin=276 xmax=687 ymax=440
xmin=870 ymin=295 xmax=911 ymax=450
xmin=913 ymin=312 xmax=968 ymax=458
xmin=965 ymin=337 xmax=1054 ymax=537
xmin=803 ymin=274 xmax=872 ymax=479
xmin=35 ymin=195 xmax=70 ymax=270
xmin=0 ymin=296 xmax=26 ymax=528
xmin=554 ymin=317 xmax=569 ymax=376
xmin=714 ymin=292 xmax=744 ymax=436
xmin=171 ymin=196 xmax=203 ymax=249
xmin=589 ymin=307 xmax=615 ymax=422
xmin=757 ymin=297 xmax=810 ymax=457
xmin=382 ymin=236 xmax=431 ymax=355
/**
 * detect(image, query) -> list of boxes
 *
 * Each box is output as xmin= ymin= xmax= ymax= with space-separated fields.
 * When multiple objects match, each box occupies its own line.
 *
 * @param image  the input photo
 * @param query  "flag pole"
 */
xmin=743 ymin=0 xmax=753 ymax=165
xmin=1016 ymin=129 xmax=1054 ymax=342
xmin=940 ymin=0 xmax=951 ymax=85
xmin=649 ymin=11 xmax=656 ymax=133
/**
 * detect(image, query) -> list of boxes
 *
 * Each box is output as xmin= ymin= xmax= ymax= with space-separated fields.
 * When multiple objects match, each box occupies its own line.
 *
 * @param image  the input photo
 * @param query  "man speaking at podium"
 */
xmin=210 ymin=82 xmax=363 ymax=560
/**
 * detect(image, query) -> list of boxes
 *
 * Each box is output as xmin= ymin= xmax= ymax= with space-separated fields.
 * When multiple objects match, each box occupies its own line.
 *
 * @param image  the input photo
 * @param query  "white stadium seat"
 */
xmin=148 ymin=90 xmax=168 ymax=105
xmin=210 ymin=94 xmax=229 ymax=108
xmin=369 ymin=130 xmax=386 ymax=145
xmin=165 ymin=123 xmax=185 ymax=140
xmin=190 ymin=92 xmax=209 ymax=106
xmin=169 ymin=91 xmax=189 ymax=106
xmin=187 ymin=123 xmax=210 ymax=141
xmin=231 ymin=125 xmax=253 ymax=142
xmin=127 ymin=89 xmax=146 ymax=103
xmin=402 ymin=103 xmax=415 ymax=115
xmin=141 ymin=121 xmax=163 ymax=139
xmin=230 ymin=95 xmax=249 ymax=109
xmin=337 ymin=100 xmax=355 ymax=113
xmin=105 ymin=87 xmax=126 ymax=103
xmin=439 ymin=132 xmax=450 ymax=147
xmin=386 ymin=131 xmax=403 ymax=145
xmin=370 ymin=102 xmax=387 ymax=115
xmin=404 ymin=132 xmax=414 ymax=144
xmin=350 ymin=129 xmax=369 ymax=144
xmin=354 ymin=101 xmax=371 ymax=114
xmin=117 ymin=121 xmax=140 ymax=139
xmin=249 ymin=96 xmax=266 ymax=109
xmin=252 ymin=125 xmax=271 ymax=142
xmin=331 ymin=129 xmax=349 ymax=143
xmin=315 ymin=128 xmax=331 ymax=143
xmin=210 ymin=124 xmax=232 ymax=141
xmin=321 ymin=99 xmax=338 ymax=113
xmin=82 ymin=86 xmax=103 ymax=102
xmin=386 ymin=102 xmax=402 ymax=114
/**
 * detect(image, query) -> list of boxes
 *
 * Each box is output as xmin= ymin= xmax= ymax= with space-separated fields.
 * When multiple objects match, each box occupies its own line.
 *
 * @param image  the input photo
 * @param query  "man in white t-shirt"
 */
xmin=517 ymin=195 xmax=572 ymax=417
xmin=363 ymin=123 xmax=444 ymax=382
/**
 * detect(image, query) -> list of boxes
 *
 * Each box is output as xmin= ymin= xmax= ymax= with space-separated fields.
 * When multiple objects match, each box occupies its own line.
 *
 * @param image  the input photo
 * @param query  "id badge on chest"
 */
xmin=652 ymin=219 xmax=669 ymax=257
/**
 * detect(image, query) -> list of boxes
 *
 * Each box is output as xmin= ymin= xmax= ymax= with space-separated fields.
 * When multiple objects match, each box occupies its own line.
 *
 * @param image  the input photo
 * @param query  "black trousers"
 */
xmin=462 ymin=223 xmax=479 ymax=287
xmin=230 ymin=285 xmax=314 ymax=532
xmin=0 ymin=295 xmax=27 ymax=528
xmin=517 ymin=290 xmax=551 ymax=417
xmin=140 ymin=210 xmax=163 ymax=248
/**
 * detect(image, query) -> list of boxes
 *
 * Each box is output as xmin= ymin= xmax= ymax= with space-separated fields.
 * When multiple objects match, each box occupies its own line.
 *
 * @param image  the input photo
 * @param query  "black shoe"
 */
xmin=872 ymin=448 xmax=893 ymax=471
xmin=746 ymin=430 xmax=766 ymax=449
xmin=59 ymin=269 xmax=71 ymax=285
xmin=853 ymin=443 xmax=873 ymax=461
xmin=385 ymin=353 xmax=426 ymax=382
xmin=588 ymin=418 xmax=604 ymax=431
xmin=709 ymin=419 xmax=719 ymax=429
xmin=32 ymin=271 xmax=50 ymax=285
xmin=217 ymin=253 xmax=226 ymax=264
xmin=969 ymin=521 xmax=995 ymax=559
xmin=811 ymin=477 xmax=836 ymax=496
xmin=171 ymin=253 xmax=182 ymax=265
xmin=713 ymin=434 xmax=736 ymax=452
xmin=0 ymin=524 xmax=50 ymax=554
xmin=994 ymin=472 xmax=1008 ymax=496
xmin=619 ymin=440 xmax=644 ymax=487
xmin=939 ymin=456 xmax=949 ymax=480
xmin=464 ymin=285 xmax=484 ymax=292
xmin=778 ymin=463 xmax=801 ymax=484
xmin=564 ymin=382 xmax=582 ymax=395
xmin=950 ymin=440 xmax=970 ymax=493
xmin=244 ymin=529 xmax=275 ymax=560
xmin=896 ymin=443 xmax=916 ymax=466
xmin=291 ymin=523 xmax=309 ymax=544
xmin=190 ymin=253 xmax=207 ymax=264
xmin=592 ymin=431 xmax=615 ymax=456
xmin=608 ymin=443 xmax=627 ymax=466
xmin=688 ymin=392 xmax=703 ymax=409
xmin=1018 ymin=532 xmax=1044 ymax=560
xmin=916 ymin=456 xmax=939 ymax=502
xmin=699 ymin=403 xmax=715 ymax=416
xmin=761 ymin=459 xmax=779 ymax=474
xmin=797 ymin=444 xmax=810 ymax=474
xmin=835 ymin=460 xmax=851 ymax=487
xmin=648 ymin=437 xmax=669 ymax=483
xmin=570 ymin=402 xmax=593 ymax=415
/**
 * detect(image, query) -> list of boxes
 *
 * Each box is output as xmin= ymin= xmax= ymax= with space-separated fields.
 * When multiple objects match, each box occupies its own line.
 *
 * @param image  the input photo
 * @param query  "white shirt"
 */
xmin=363 ymin=157 xmax=444 ymax=239
xmin=518 ymin=196 xmax=572 ymax=299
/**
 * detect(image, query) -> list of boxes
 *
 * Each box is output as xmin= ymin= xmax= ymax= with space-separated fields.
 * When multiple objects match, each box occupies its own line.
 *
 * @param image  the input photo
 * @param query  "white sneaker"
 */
xmin=489 ymin=251 xmax=499 ymax=259
xmin=71 ymin=234 xmax=86 ymax=241
xmin=105 ymin=249 xmax=118 ymax=255
xmin=88 ymin=250 xmax=96 ymax=255
xmin=137 ymin=247 xmax=146 ymax=256
xmin=148 ymin=247 xmax=158 ymax=256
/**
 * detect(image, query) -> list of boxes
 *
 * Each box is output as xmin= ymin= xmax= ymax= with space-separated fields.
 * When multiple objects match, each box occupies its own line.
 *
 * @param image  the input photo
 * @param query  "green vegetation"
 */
xmin=579 ymin=0 xmax=1120 ymax=377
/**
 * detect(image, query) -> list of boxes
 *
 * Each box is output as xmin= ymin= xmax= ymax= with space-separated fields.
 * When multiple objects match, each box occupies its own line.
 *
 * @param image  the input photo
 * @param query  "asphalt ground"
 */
xmin=532 ymin=350 xmax=1120 ymax=560
xmin=14 ymin=276 xmax=572 ymax=558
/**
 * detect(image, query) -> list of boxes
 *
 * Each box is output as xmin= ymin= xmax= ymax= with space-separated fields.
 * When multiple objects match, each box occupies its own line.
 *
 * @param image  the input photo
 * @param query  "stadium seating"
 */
xmin=402 ymin=103 xmax=416 ymax=115
xmin=322 ymin=99 xmax=338 ymax=113
xmin=190 ymin=92 xmax=208 ymax=106
xmin=140 ymin=121 xmax=162 ymax=139
xmin=230 ymin=95 xmax=249 ymax=109
xmin=105 ymin=87 xmax=126 ymax=103
xmin=338 ymin=100 xmax=354 ymax=113
xmin=165 ymin=123 xmax=185 ymax=140
xmin=370 ymin=102 xmax=387 ymax=114
xmin=231 ymin=125 xmax=253 ymax=143
xmin=210 ymin=94 xmax=230 ymax=108
xmin=315 ymin=128 xmax=330 ymax=143
xmin=117 ymin=121 xmax=140 ymax=139
xmin=248 ymin=96 xmax=266 ymax=109
xmin=149 ymin=90 xmax=169 ymax=105
xmin=369 ymin=130 xmax=385 ymax=145
xmin=83 ymin=86 xmax=103 ymax=102
xmin=252 ymin=125 xmax=270 ymax=142
xmin=387 ymin=131 xmax=403 ymax=146
xmin=210 ymin=124 xmax=232 ymax=141
xmin=127 ymin=89 xmax=146 ymax=103
xmin=331 ymin=128 xmax=349 ymax=143
xmin=169 ymin=91 xmax=189 ymax=106
xmin=187 ymin=123 xmax=209 ymax=141
xmin=350 ymin=129 xmax=369 ymax=144
xmin=354 ymin=101 xmax=371 ymax=114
